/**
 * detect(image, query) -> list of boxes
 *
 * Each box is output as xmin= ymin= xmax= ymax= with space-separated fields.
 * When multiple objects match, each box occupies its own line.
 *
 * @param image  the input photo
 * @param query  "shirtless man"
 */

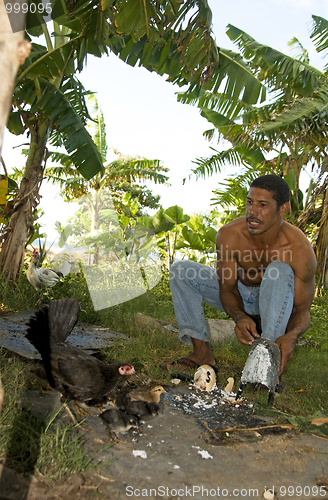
xmin=168 ymin=175 xmax=317 ymax=375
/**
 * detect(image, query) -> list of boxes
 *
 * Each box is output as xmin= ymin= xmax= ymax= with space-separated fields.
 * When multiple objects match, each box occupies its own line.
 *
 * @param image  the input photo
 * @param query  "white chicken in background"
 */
xmin=27 ymin=248 xmax=63 ymax=292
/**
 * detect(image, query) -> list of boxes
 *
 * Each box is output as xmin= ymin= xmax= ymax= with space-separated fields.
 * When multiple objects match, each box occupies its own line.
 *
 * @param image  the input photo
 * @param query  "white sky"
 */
xmin=2 ymin=0 xmax=328 ymax=242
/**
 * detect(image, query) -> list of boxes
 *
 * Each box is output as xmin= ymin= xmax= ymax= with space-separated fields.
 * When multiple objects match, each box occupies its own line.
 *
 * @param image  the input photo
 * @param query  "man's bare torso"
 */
xmin=217 ymin=216 xmax=313 ymax=287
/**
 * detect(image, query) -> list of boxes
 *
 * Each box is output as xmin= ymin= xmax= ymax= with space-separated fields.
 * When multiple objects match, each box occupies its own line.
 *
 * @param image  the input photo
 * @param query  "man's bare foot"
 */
xmin=161 ymin=339 xmax=217 ymax=372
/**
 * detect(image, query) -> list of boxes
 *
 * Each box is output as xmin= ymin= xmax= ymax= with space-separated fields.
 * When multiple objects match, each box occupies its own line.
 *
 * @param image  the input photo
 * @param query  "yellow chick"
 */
xmin=127 ymin=385 xmax=166 ymax=404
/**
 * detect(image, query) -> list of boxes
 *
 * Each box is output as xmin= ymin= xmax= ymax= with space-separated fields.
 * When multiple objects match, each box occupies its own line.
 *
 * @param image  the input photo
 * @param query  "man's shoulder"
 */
xmin=281 ymin=221 xmax=317 ymax=277
xmin=216 ymin=217 xmax=246 ymax=245
xmin=281 ymin=220 xmax=313 ymax=246
xmin=218 ymin=216 xmax=246 ymax=233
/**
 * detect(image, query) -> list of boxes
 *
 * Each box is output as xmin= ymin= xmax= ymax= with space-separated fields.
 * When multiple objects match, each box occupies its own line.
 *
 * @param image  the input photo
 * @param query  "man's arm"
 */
xmin=216 ymin=229 xmax=260 ymax=345
xmin=276 ymin=252 xmax=316 ymax=374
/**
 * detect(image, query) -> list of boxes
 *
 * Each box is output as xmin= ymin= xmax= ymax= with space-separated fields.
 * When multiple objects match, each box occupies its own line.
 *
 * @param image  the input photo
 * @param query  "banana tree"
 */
xmin=0 ymin=0 xmax=29 ymax=152
xmin=0 ymin=0 xmax=268 ymax=282
xmin=180 ymin=16 xmax=328 ymax=284
xmin=175 ymin=212 xmax=218 ymax=264
xmin=138 ymin=205 xmax=190 ymax=267
xmin=0 ymin=3 xmax=107 ymax=280
xmin=45 ymin=94 xmax=169 ymax=263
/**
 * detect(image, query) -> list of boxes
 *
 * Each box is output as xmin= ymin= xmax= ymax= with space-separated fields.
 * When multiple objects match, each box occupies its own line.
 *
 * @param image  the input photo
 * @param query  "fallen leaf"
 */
xmin=311 ymin=417 xmax=328 ymax=426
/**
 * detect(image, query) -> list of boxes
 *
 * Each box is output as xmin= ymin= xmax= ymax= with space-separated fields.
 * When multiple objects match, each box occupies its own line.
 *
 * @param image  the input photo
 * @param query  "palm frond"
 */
xmin=177 ymin=89 xmax=253 ymax=119
xmin=226 ymin=24 xmax=325 ymax=97
xmin=211 ymin=165 xmax=269 ymax=208
xmin=311 ymin=15 xmax=328 ymax=71
xmin=188 ymin=148 xmax=243 ymax=181
xmin=258 ymin=85 xmax=328 ymax=134
xmin=200 ymin=108 xmax=267 ymax=160
xmin=287 ymin=37 xmax=310 ymax=64
xmin=16 ymin=37 xmax=80 ymax=86
xmin=86 ymin=94 xmax=107 ymax=162
xmin=105 ymin=159 xmax=169 ymax=184
xmin=33 ymin=79 xmax=104 ymax=180
xmin=108 ymin=4 xmax=265 ymax=107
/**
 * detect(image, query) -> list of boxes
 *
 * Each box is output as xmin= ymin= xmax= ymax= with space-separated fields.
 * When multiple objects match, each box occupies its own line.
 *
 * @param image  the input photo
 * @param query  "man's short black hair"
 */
xmin=250 ymin=174 xmax=290 ymax=209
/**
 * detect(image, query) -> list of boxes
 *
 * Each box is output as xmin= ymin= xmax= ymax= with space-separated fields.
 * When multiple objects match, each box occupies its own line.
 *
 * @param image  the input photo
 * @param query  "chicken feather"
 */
xmin=26 ymin=298 xmax=135 ymax=403
xmin=27 ymin=249 xmax=63 ymax=291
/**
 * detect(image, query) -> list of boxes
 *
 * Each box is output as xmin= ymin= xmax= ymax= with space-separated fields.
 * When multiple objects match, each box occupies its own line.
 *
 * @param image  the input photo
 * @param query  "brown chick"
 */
xmin=126 ymin=386 xmax=166 ymax=404
xmin=33 ymin=365 xmax=52 ymax=395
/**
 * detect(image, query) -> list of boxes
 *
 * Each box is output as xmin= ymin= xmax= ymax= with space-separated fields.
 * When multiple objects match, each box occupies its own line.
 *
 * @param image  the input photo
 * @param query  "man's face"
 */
xmin=245 ymin=187 xmax=287 ymax=236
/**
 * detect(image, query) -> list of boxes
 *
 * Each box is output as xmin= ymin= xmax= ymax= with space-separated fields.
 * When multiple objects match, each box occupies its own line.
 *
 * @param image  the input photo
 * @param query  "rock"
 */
xmin=0 ymin=311 xmax=128 ymax=360
xmin=135 ymin=313 xmax=176 ymax=335
xmin=136 ymin=313 xmax=235 ymax=344
xmin=205 ymin=319 xmax=235 ymax=342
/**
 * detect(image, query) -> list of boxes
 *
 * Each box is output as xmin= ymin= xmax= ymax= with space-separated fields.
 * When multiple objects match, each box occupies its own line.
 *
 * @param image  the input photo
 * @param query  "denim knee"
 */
xmin=169 ymin=260 xmax=203 ymax=285
xmin=263 ymin=261 xmax=293 ymax=282
xmin=170 ymin=260 xmax=190 ymax=284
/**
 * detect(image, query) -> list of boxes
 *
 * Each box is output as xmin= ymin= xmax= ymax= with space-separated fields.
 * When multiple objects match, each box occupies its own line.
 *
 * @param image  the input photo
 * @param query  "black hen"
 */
xmin=26 ymin=298 xmax=135 ymax=403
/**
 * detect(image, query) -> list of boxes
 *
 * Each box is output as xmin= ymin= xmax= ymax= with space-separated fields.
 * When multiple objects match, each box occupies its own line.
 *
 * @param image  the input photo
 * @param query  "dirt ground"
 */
xmin=0 ymin=384 xmax=328 ymax=500
xmin=0 ymin=310 xmax=327 ymax=500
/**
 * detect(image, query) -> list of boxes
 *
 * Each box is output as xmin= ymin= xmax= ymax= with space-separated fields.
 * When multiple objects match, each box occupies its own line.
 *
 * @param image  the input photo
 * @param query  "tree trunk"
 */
xmin=0 ymin=117 xmax=50 ymax=280
xmin=0 ymin=0 xmax=30 ymax=152
xmin=316 ymin=181 xmax=328 ymax=287
xmin=90 ymin=189 xmax=100 ymax=265
xmin=0 ymin=2 xmax=33 ymax=280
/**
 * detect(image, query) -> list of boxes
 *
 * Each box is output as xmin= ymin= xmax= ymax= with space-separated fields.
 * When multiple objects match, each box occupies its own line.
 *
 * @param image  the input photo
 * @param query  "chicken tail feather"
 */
xmin=26 ymin=299 xmax=81 ymax=358
xmin=48 ymin=298 xmax=81 ymax=343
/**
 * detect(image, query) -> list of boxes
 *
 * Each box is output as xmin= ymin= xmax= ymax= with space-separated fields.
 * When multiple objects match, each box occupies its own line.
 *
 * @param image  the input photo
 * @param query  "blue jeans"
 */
xmin=169 ymin=260 xmax=295 ymax=345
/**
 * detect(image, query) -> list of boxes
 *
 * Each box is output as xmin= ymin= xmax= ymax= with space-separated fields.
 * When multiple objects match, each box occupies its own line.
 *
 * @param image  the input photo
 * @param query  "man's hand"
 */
xmin=275 ymin=332 xmax=298 ymax=375
xmin=235 ymin=317 xmax=261 ymax=345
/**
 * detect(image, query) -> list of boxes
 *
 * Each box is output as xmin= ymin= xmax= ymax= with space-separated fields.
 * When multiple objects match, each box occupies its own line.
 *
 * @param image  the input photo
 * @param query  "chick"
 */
xmin=125 ymin=401 xmax=160 ymax=421
xmin=100 ymin=408 xmax=138 ymax=442
xmin=33 ymin=365 xmax=52 ymax=395
xmin=126 ymin=385 xmax=166 ymax=404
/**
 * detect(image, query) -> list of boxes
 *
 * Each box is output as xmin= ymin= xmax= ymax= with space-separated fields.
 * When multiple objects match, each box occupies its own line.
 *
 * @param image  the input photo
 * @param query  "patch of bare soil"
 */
xmin=1 ymin=384 xmax=328 ymax=500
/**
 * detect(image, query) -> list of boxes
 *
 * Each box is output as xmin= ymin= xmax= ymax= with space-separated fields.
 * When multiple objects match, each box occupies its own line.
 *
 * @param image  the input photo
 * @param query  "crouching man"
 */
xmin=168 ymin=175 xmax=317 ymax=374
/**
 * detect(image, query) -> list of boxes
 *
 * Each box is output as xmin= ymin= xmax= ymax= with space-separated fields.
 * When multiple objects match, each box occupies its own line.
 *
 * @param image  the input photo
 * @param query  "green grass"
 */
xmin=0 ymin=268 xmax=327 ymax=478
xmin=0 ymin=350 xmax=98 ymax=479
